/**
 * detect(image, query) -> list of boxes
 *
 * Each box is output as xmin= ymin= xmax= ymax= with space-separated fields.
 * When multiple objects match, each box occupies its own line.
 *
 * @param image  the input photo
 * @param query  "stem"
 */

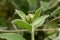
xmin=0 ymin=28 xmax=59 ymax=32
xmin=12 ymin=24 xmax=19 ymax=34
xmin=31 ymin=26 xmax=35 ymax=40
xmin=48 ymin=16 xmax=60 ymax=24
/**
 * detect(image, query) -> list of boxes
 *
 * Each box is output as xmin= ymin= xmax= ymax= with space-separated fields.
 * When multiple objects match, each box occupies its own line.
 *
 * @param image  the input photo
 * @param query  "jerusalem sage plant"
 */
xmin=12 ymin=8 xmax=49 ymax=40
xmin=0 ymin=0 xmax=60 ymax=40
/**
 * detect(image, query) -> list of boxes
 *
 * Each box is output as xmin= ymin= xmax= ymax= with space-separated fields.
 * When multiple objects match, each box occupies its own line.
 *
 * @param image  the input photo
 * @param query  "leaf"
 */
xmin=40 ymin=0 xmax=59 ymax=11
xmin=12 ymin=19 xmax=32 ymax=31
xmin=44 ymin=21 xmax=58 ymax=35
xmin=0 ymin=33 xmax=25 ymax=40
xmin=53 ymin=37 xmax=60 ymax=40
xmin=32 ymin=15 xmax=49 ymax=29
xmin=44 ymin=33 xmax=58 ymax=40
xmin=58 ymin=0 xmax=60 ymax=2
xmin=16 ymin=10 xmax=26 ymax=20
xmin=40 ymin=1 xmax=49 ymax=11
xmin=52 ymin=32 xmax=60 ymax=40
xmin=33 ymin=8 xmax=41 ymax=21
xmin=50 ymin=7 xmax=60 ymax=17
xmin=35 ymin=20 xmax=45 ymax=28
xmin=48 ymin=0 xmax=58 ymax=9
xmin=27 ymin=0 xmax=37 ymax=10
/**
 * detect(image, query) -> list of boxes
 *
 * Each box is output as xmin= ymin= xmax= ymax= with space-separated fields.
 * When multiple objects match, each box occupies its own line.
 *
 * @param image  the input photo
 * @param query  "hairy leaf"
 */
xmin=33 ymin=8 xmax=41 ymax=21
xmin=12 ymin=19 xmax=32 ymax=31
xmin=16 ymin=10 xmax=26 ymax=20
xmin=32 ymin=15 xmax=49 ymax=29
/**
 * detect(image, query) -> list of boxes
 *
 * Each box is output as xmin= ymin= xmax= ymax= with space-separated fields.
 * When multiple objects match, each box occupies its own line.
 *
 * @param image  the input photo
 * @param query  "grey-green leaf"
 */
xmin=40 ymin=0 xmax=59 ymax=11
xmin=35 ymin=20 xmax=45 ymax=28
xmin=33 ymin=8 xmax=41 ymax=21
xmin=44 ymin=33 xmax=57 ymax=40
xmin=12 ymin=19 xmax=32 ymax=31
xmin=40 ymin=1 xmax=49 ymax=11
xmin=48 ymin=0 xmax=58 ymax=9
xmin=27 ymin=0 xmax=37 ymax=10
xmin=32 ymin=15 xmax=49 ymax=29
xmin=16 ymin=10 xmax=26 ymax=20
xmin=0 ymin=33 xmax=25 ymax=40
xmin=53 ymin=33 xmax=60 ymax=40
xmin=50 ymin=7 xmax=60 ymax=17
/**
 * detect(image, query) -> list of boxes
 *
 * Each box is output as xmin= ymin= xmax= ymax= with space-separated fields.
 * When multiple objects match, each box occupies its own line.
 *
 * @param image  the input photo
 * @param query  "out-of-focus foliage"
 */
xmin=0 ymin=0 xmax=60 ymax=40
xmin=0 ymin=33 xmax=25 ymax=40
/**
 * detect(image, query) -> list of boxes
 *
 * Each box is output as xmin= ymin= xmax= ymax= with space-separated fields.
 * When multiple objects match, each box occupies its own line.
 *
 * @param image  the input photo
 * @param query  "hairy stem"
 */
xmin=31 ymin=26 xmax=35 ymax=40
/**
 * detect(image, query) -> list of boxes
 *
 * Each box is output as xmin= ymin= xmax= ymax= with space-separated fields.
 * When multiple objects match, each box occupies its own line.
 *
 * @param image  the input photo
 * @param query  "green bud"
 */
xmin=25 ymin=13 xmax=34 ymax=23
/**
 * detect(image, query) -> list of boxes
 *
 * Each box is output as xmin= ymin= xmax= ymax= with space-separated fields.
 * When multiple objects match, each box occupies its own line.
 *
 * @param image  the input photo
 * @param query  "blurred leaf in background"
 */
xmin=0 ymin=33 xmax=25 ymax=40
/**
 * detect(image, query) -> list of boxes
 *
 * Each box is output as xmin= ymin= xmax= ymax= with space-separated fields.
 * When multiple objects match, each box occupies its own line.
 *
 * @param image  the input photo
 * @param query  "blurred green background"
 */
xmin=0 ymin=0 xmax=60 ymax=40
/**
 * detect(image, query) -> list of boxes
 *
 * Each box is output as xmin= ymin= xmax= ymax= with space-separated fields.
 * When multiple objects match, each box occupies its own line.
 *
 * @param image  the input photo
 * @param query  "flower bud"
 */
xmin=25 ymin=13 xmax=34 ymax=23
